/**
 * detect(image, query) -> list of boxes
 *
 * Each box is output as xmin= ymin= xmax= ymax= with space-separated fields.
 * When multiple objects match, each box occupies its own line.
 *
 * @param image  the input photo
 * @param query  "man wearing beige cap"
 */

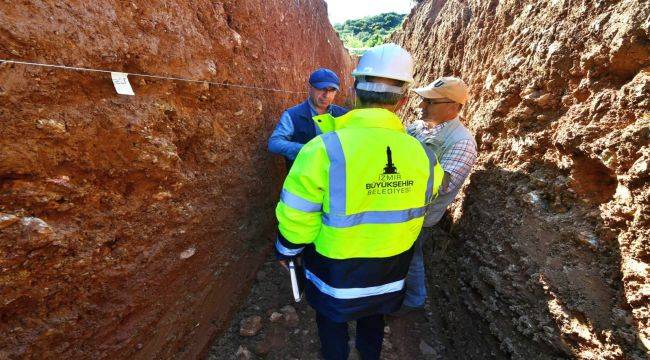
xmin=398 ymin=76 xmax=478 ymax=313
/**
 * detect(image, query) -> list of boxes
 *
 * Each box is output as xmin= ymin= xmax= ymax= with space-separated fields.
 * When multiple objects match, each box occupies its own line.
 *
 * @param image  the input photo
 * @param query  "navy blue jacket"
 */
xmin=284 ymin=100 xmax=348 ymax=169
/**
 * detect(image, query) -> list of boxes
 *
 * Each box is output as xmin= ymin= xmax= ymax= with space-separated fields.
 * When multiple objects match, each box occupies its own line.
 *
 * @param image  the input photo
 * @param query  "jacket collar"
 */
xmin=334 ymin=108 xmax=405 ymax=132
xmin=429 ymin=116 xmax=460 ymax=134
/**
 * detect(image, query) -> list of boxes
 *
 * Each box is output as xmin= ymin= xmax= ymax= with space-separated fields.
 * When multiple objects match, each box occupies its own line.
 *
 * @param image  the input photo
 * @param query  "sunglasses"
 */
xmin=423 ymin=98 xmax=455 ymax=105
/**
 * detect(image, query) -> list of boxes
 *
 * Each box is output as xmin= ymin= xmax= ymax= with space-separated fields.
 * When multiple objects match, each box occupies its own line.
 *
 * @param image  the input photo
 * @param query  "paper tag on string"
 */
xmin=111 ymin=72 xmax=135 ymax=96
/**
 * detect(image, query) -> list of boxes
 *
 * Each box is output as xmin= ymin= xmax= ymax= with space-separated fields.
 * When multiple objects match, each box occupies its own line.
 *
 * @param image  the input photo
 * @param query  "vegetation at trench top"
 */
xmin=333 ymin=12 xmax=407 ymax=55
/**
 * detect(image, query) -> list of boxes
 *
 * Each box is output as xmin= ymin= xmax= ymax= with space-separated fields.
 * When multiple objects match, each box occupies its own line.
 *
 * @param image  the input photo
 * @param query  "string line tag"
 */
xmin=111 ymin=72 xmax=135 ymax=96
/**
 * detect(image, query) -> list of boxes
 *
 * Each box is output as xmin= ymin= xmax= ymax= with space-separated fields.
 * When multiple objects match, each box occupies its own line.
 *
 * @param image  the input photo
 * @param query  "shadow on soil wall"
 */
xmin=426 ymin=167 xmax=645 ymax=359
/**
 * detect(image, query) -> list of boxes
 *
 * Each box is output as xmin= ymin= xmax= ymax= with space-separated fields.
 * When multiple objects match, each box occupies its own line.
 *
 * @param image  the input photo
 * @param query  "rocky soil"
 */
xmin=393 ymin=0 xmax=648 ymax=359
xmin=208 ymin=251 xmax=460 ymax=360
xmin=0 ymin=1 xmax=352 ymax=359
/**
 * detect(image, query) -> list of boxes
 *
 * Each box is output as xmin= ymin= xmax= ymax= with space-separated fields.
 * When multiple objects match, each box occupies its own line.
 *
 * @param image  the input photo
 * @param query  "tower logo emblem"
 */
xmin=383 ymin=146 xmax=398 ymax=174
xmin=364 ymin=145 xmax=414 ymax=196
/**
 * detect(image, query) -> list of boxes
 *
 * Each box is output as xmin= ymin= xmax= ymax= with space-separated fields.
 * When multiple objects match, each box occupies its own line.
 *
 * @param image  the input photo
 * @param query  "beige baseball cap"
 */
xmin=411 ymin=77 xmax=469 ymax=105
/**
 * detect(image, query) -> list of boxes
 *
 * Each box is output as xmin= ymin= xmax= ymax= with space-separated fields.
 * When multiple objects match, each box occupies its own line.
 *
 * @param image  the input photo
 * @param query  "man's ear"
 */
xmin=348 ymin=88 xmax=357 ymax=109
xmin=395 ymin=96 xmax=408 ymax=110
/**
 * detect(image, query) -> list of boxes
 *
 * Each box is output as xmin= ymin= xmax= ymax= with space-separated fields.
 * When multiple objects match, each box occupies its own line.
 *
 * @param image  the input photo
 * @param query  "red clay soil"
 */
xmin=392 ymin=0 xmax=648 ymax=359
xmin=0 ymin=1 xmax=352 ymax=359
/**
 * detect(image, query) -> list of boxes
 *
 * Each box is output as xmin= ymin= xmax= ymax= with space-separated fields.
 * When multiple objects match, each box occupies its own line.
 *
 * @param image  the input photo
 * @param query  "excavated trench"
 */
xmin=1 ymin=0 xmax=648 ymax=359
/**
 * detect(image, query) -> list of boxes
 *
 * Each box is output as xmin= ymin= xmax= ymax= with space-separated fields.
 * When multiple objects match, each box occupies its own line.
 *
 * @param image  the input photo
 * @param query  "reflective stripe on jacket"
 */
xmin=275 ymin=108 xmax=443 ymax=321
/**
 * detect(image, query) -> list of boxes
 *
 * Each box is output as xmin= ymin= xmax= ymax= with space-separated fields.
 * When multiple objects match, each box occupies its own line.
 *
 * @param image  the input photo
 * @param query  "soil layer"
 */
xmin=0 ymin=1 xmax=353 ymax=359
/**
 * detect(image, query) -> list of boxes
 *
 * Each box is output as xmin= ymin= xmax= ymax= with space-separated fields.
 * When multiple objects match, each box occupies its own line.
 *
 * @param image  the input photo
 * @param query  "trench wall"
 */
xmin=393 ymin=0 xmax=649 ymax=358
xmin=0 ymin=1 xmax=353 ymax=358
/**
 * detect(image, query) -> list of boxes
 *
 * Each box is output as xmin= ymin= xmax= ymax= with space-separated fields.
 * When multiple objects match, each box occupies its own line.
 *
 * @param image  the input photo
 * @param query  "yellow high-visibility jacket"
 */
xmin=275 ymin=108 xmax=443 ymax=321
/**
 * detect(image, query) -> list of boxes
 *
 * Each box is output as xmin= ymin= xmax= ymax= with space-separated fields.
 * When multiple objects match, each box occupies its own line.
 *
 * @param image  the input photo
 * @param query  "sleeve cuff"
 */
xmin=275 ymin=232 xmax=304 ymax=260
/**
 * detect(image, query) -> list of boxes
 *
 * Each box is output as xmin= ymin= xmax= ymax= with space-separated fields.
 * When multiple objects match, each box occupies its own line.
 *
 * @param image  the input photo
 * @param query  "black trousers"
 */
xmin=315 ymin=312 xmax=385 ymax=360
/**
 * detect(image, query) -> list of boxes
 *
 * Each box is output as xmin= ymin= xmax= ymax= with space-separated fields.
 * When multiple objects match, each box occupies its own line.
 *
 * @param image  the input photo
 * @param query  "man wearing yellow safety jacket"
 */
xmin=274 ymin=43 xmax=444 ymax=360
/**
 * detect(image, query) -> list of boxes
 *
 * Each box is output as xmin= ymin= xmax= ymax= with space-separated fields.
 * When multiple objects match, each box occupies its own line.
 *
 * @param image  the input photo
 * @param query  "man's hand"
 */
xmin=278 ymin=260 xmax=289 ymax=271
xmin=278 ymin=256 xmax=301 ymax=271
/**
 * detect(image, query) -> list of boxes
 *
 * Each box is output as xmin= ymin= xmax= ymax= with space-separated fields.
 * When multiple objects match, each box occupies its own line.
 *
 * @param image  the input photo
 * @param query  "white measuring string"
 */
xmin=0 ymin=59 xmax=308 ymax=95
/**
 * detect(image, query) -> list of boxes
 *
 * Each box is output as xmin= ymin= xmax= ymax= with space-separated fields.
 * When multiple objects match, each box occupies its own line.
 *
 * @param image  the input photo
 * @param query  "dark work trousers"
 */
xmin=315 ymin=312 xmax=385 ymax=360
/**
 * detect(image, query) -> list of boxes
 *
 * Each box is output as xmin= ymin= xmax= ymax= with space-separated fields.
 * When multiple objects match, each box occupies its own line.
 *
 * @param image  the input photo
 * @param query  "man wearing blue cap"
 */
xmin=268 ymin=68 xmax=348 ymax=170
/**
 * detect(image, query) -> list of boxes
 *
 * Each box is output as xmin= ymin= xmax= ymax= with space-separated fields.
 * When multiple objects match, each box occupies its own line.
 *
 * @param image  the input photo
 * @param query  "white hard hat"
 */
xmin=352 ymin=43 xmax=414 ymax=83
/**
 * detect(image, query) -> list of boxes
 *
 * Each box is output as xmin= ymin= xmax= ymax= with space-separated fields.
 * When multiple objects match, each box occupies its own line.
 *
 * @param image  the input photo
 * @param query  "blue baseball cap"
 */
xmin=309 ymin=68 xmax=340 ymax=90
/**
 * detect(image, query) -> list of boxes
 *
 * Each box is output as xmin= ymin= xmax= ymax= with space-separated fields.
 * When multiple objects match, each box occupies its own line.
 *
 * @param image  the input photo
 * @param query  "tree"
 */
xmin=333 ymin=12 xmax=407 ymax=50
